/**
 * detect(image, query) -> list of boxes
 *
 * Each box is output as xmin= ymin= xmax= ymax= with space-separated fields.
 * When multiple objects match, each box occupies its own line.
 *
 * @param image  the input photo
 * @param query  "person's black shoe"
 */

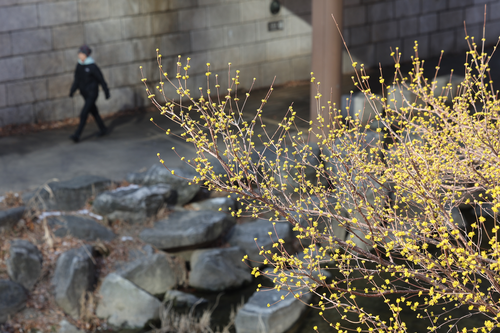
xmin=97 ymin=128 xmax=108 ymax=137
xmin=69 ymin=134 xmax=79 ymax=143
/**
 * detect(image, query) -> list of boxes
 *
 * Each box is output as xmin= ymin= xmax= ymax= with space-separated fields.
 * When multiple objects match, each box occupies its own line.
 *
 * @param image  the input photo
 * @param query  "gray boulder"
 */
xmin=25 ymin=175 xmax=111 ymax=211
xmin=128 ymin=244 xmax=154 ymax=261
xmin=126 ymin=164 xmax=199 ymax=206
xmin=113 ymin=245 xmax=154 ymax=271
xmin=189 ymin=247 xmax=252 ymax=291
xmin=92 ymin=184 xmax=174 ymax=224
xmin=0 ymin=280 xmax=28 ymax=324
xmin=47 ymin=215 xmax=116 ymax=241
xmin=139 ymin=210 xmax=235 ymax=250
xmin=227 ymin=220 xmax=294 ymax=268
xmin=117 ymin=253 xmax=184 ymax=296
xmin=234 ymin=288 xmax=312 ymax=333
xmin=52 ymin=245 xmax=96 ymax=319
xmin=7 ymin=239 xmax=43 ymax=291
xmin=0 ymin=206 xmax=25 ymax=230
xmin=58 ymin=319 xmax=85 ymax=333
xmin=187 ymin=196 xmax=237 ymax=213
xmin=164 ymin=290 xmax=207 ymax=308
xmin=168 ymin=249 xmax=195 ymax=263
xmin=96 ymin=273 xmax=161 ymax=329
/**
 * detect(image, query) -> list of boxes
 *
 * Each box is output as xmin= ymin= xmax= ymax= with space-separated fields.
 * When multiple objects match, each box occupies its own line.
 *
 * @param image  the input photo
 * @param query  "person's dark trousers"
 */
xmin=73 ymin=92 xmax=107 ymax=139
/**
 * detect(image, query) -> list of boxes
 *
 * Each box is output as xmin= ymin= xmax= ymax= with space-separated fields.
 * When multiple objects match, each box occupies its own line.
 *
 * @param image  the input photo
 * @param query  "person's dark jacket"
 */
xmin=69 ymin=59 xmax=110 ymax=98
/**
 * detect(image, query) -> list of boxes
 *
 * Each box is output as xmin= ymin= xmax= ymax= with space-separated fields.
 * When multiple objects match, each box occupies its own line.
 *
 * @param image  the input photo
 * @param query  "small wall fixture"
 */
xmin=270 ymin=1 xmax=280 ymax=15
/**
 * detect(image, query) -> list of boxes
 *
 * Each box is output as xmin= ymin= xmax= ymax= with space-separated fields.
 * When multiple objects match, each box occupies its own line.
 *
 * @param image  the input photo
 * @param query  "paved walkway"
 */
xmin=0 ymin=83 xmax=310 ymax=195
xmin=2 ymin=47 xmax=498 ymax=196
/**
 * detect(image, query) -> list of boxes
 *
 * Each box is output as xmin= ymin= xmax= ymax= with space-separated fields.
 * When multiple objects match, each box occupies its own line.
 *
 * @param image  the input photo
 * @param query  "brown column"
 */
xmin=310 ymin=0 xmax=343 ymax=132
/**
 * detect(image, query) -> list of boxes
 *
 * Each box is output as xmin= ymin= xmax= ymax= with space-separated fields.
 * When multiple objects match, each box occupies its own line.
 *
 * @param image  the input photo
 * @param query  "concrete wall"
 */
xmin=0 ymin=0 xmax=312 ymax=128
xmin=343 ymin=0 xmax=500 ymax=72
xmin=1 ymin=0 xmax=500 ymax=127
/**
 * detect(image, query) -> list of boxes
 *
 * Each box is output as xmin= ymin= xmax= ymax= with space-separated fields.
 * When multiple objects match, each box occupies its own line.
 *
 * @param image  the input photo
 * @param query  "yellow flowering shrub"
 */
xmin=142 ymin=35 xmax=500 ymax=332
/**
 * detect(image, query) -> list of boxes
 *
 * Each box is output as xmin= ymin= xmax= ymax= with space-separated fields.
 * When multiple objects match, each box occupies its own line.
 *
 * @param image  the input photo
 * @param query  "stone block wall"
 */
xmin=343 ymin=0 xmax=500 ymax=72
xmin=0 ymin=0 xmax=312 ymax=128
xmin=1 ymin=0 xmax=500 ymax=127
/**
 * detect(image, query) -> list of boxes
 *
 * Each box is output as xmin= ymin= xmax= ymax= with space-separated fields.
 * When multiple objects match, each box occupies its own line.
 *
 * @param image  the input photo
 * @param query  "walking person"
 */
xmin=69 ymin=45 xmax=110 ymax=143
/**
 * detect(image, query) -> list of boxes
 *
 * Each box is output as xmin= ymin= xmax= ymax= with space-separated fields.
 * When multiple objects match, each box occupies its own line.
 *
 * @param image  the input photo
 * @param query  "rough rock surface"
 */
xmin=0 ymin=280 xmax=28 ymax=324
xmin=96 ymin=273 xmax=161 ymax=329
xmin=92 ymin=184 xmax=174 ymax=224
xmin=52 ymin=245 xmax=96 ymax=319
xmin=126 ymin=164 xmax=199 ymax=206
xmin=140 ymin=210 xmax=235 ymax=250
xmin=128 ymin=244 xmax=154 ymax=261
xmin=113 ymin=245 xmax=154 ymax=271
xmin=164 ymin=290 xmax=207 ymax=308
xmin=187 ymin=196 xmax=236 ymax=213
xmin=234 ymin=288 xmax=312 ymax=333
xmin=0 ymin=206 xmax=25 ymax=230
xmin=117 ymin=253 xmax=184 ymax=296
xmin=24 ymin=175 xmax=111 ymax=211
xmin=47 ymin=215 xmax=115 ymax=241
xmin=7 ymin=239 xmax=43 ymax=290
xmin=58 ymin=319 xmax=85 ymax=333
xmin=189 ymin=247 xmax=252 ymax=291
xmin=227 ymin=219 xmax=293 ymax=267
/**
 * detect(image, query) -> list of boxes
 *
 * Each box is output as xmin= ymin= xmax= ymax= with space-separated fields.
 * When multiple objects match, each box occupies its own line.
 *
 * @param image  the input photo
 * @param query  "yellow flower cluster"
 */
xmin=141 ymin=37 xmax=500 ymax=332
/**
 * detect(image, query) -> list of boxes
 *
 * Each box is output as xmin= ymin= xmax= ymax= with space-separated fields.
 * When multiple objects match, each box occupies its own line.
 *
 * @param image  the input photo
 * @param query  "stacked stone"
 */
xmin=0 ymin=163 xmax=311 ymax=332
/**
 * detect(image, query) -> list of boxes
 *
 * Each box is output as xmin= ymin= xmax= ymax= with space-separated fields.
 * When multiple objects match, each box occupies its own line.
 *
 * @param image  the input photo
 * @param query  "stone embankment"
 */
xmin=0 ymin=163 xmax=311 ymax=333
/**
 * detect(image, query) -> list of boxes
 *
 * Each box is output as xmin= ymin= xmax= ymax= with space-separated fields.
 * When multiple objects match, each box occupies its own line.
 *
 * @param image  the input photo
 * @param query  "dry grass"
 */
xmin=1 ymin=192 xmax=23 ymax=208
xmin=154 ymin=295 xmax=242 ymax=333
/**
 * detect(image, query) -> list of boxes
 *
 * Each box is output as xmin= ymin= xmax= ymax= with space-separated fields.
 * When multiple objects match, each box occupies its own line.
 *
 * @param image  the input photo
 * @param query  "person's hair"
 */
xmin=78 ymin=45 xmax=92 ymax=56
